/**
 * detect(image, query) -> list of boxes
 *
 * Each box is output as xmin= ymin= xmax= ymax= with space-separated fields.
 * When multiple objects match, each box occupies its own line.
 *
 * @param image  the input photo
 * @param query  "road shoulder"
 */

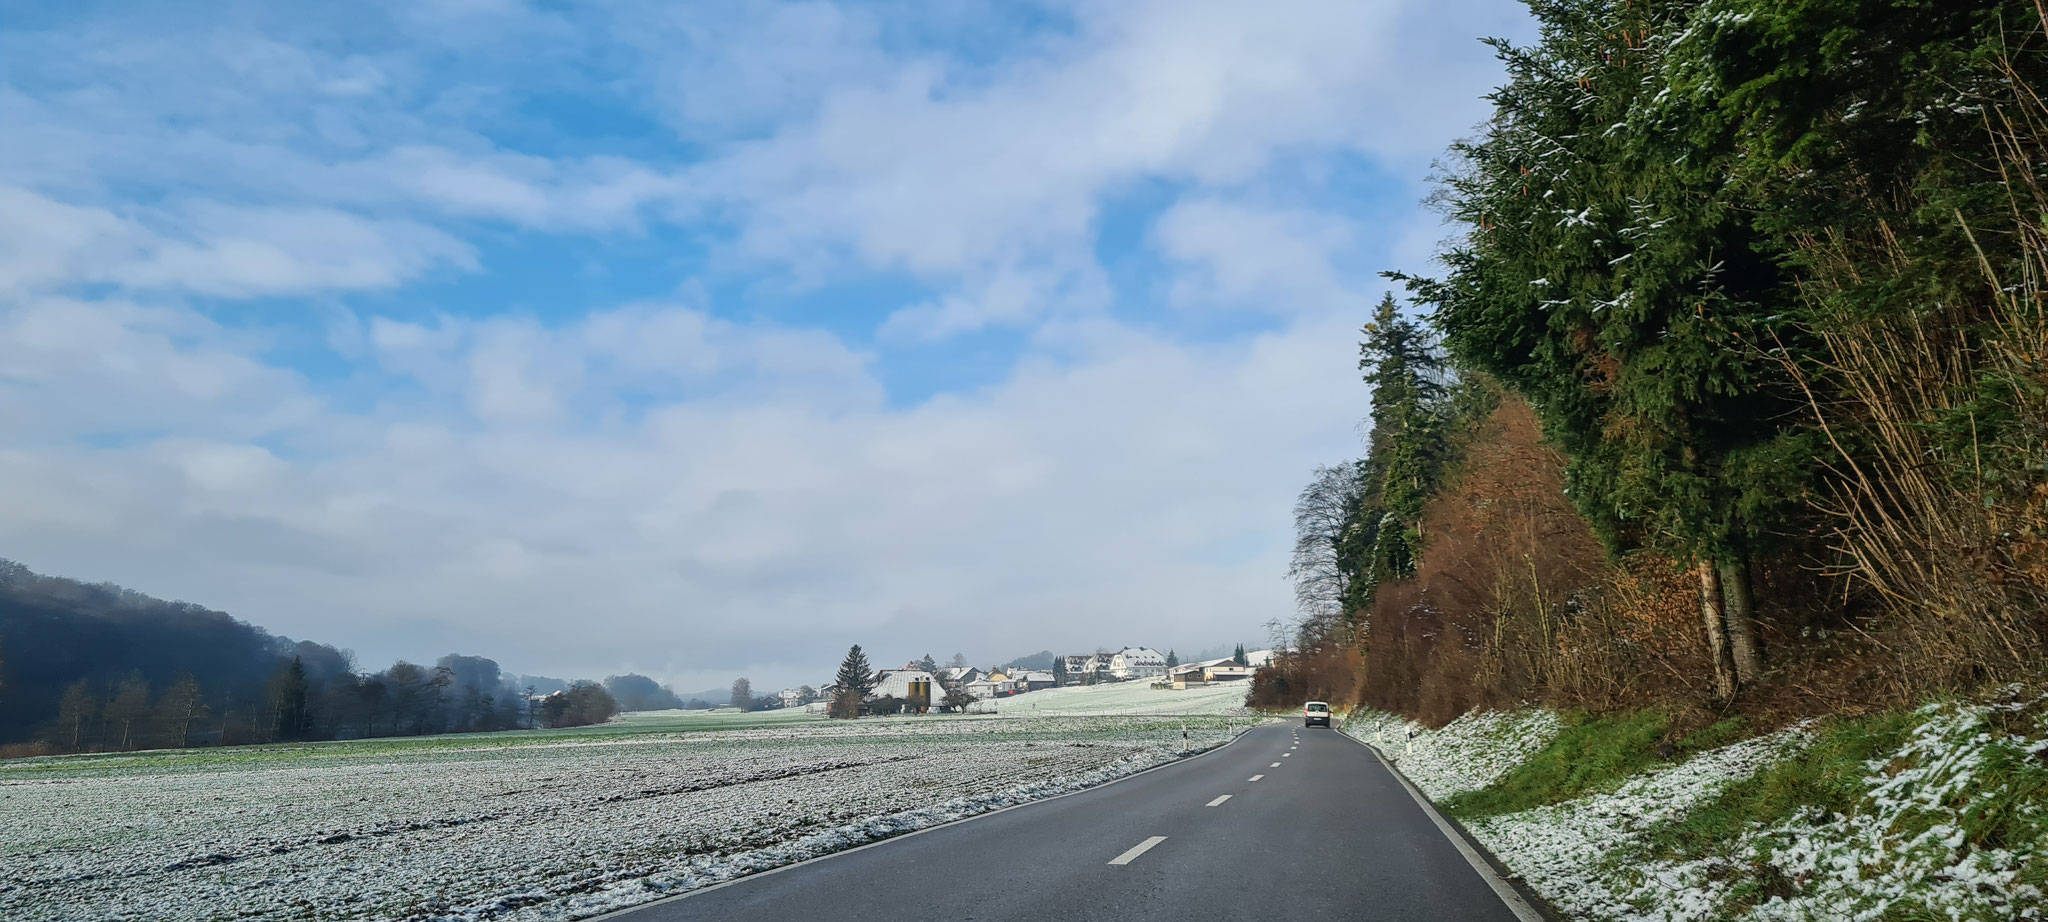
xmin=1334 ymin=727 xmax=1559 ymax=922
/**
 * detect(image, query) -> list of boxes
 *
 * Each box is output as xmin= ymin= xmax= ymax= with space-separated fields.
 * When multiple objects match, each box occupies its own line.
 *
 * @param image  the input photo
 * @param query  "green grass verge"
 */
xmin=1442 ymin=710 xmax=1672 ymax=819
xmin=1642 ymin=712 xmax=1915 ymax=863
xmin=1442 ymin=710 xmax=1751 ymax=820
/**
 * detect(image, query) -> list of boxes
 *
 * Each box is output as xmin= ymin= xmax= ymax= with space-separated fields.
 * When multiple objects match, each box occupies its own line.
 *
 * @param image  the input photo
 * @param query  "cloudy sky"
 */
xmin=1 ymin=0 xmax=1533 ymax=690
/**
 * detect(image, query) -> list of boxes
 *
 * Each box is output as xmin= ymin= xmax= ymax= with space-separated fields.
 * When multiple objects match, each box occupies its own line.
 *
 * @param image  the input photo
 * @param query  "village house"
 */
xmin=966 ymin=669 xmax=1016 ymax=699
xmin=1108 ymin=647 xmax=1168 ymax=680
xmin=1010 ymin=670 xmax=1057 ymax=692
xmin=1168 ymin=657 xmax=1256 ymax=688
xmin=868 ymin=669 xmax=936 ymax=713
xmin=1061 ymin=652 xmax=1118 ymax=683
xmin=1201 ymin=661 xmax=1255 ymax=682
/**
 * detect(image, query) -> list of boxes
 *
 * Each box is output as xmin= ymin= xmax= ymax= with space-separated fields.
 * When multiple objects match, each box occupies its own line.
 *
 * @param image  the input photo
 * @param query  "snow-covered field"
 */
xmin=1 ymin=694 xmax=1256 ymax=922
xmin=1347 ymin=695 xmax=2048 ymax=922
xmin=963 ymin=680 xmax=1252 ymax=716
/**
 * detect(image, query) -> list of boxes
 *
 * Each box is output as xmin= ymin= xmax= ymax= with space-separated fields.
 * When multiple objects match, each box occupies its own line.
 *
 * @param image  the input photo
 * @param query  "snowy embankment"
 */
xmin=1345 ymin=693 xmax=2048 ymax=922
xmin=0 ymin=687 xmax=1256 ymax=922
xmin=1347 ymin=709 xmax=1562 ymax=798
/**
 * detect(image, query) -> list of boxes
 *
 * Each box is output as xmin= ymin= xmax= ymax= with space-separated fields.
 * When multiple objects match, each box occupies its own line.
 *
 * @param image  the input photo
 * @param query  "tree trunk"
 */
xmin=1697 ymin=560 xmax=1737 ymax=700
xmin=1718 ymin=558 xmax=1764 ymax=685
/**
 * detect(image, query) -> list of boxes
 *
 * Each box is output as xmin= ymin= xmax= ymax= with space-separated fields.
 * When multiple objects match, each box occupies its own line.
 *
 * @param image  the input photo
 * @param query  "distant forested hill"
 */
xmin=1002 ymin=650 xmax=1057 ymax=670
xmin=0 ymin=559 xmax=351 ymax=746
xmin=0 ymin=560 xmax=678 ymax=754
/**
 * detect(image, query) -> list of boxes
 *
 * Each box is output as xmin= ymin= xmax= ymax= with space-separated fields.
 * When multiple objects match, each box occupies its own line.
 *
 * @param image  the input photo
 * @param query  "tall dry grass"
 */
xmin=1784 ymin=52 xmax=2048 ymax=695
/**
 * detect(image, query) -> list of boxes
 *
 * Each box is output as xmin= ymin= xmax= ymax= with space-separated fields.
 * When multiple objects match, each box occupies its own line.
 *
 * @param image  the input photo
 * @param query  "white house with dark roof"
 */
xmin=1108 ymin=647 xmax=1168 ymax=680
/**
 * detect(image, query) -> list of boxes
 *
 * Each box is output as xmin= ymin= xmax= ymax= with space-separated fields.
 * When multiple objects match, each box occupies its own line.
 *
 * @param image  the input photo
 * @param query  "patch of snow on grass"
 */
xmin=1470 ymin=726 xmax=1811 ymax=922
xmin=1343 ymin=708 xmax=1563 ymax=798
xmin=1650 ymin=695 xmax=2048 ymax=922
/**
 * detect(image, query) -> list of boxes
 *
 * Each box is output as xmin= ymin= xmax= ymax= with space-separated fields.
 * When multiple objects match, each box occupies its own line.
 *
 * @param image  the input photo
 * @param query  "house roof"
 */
xmin=869 ymin=669 xmax=937 ymax=699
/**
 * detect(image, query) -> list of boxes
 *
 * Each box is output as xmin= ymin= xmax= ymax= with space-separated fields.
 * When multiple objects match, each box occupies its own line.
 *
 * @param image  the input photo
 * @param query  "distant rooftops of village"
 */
xmin=784 ymin=646 xmax=1273 ymax=712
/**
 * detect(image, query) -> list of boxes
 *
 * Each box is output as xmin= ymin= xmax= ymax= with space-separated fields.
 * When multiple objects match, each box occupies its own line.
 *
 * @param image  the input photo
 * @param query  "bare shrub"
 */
xmin=0 ymin=741 xmax=52 ymax=760
xmin=1354 ymin=397 xmax=1723 ymax=723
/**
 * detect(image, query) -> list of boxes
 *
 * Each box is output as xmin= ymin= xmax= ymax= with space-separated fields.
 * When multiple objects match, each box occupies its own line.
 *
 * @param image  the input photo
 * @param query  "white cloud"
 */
xmin=0 ymin=0 xmax=1537 ymax=688
xmin=1153 ymin=197 xmax=1362 ymax=313
xmin=0 ymin=297 xmax=1359 ymax=687
xmin=0 ymin=186 xmax=474 ymax=298
xmin=657 ymin=0 xmax=1523 ymax=335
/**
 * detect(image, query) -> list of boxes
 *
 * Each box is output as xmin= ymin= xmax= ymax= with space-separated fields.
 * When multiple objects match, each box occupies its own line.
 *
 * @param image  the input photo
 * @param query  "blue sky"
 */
xmin=0 ymin=0 xmax=1535 ymax=689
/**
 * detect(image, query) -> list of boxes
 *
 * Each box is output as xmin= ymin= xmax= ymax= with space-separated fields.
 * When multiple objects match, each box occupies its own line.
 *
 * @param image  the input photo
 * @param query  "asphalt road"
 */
xmin=605 ymin=722 xmax=1534 ymax=922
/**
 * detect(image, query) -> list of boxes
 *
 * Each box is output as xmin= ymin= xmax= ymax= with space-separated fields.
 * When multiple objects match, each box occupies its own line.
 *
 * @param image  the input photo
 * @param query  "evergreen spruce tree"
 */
xmin=1394 ymin=0 xmax=1826 ymax=696
xmin=1356 ymin=294 xmax=1450 ymax=590
xmin=831 ymin=645 xmax=875 ymax=719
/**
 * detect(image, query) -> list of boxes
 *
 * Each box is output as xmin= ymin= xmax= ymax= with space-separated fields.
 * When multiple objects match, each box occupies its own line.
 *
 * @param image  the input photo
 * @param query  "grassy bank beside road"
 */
xmin=1347 ymin=690 xmax=2048 ymax=922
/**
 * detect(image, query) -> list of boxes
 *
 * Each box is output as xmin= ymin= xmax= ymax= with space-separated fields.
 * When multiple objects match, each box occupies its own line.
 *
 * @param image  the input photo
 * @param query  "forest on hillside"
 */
xmin=0 ymin=560 xmax=682 ymax=755
xmin=1258 ymin=0 xmax=2048 ymax=725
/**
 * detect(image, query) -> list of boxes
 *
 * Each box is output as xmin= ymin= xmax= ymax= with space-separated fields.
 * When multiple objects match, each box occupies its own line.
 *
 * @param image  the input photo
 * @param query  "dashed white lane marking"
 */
xmin=1206 ymin=795 xmax=1232 ymax=807
xmin=1283 ymin=752 xmax=1292 ymax=757
xmin=1270 ymin=762 xmax=1281 ymax=767
xmin=1248 ymin=774 xmax=1264 ymax=782
xmin=1109 ymin=836 xmax=1168 ymax=866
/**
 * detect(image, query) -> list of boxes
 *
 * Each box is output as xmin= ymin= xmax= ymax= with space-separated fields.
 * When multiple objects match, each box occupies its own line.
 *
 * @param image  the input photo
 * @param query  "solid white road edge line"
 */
xmin=588 ymin=723 xmax=1271 ymax=920
xmin=1248 ymin=774 xmax=1263 ymax=782
xmin=1205 ymin=795 xmax=1232 ymax=807
xmin=1109 ymin=835 xmax=1169 ymax=865
xmin=1336 ymin=729 xmax=1548 ymax=922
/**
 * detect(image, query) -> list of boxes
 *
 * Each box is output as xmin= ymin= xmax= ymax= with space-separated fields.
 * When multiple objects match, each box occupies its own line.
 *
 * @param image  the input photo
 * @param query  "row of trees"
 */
xmin=35 ymin=652 xmax=574 ymax=753
xmin=1276 ymin=0 xmax=2048 ymax=717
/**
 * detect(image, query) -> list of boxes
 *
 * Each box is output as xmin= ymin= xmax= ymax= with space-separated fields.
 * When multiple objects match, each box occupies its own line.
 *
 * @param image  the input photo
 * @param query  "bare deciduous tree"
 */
xmin=158 ymin=674 xmax=207 ymax=749
xmin=1289 ymin=463 xmax=1361 ymax=624
xmin=106 ymin=673 xmax=150 ymax=750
